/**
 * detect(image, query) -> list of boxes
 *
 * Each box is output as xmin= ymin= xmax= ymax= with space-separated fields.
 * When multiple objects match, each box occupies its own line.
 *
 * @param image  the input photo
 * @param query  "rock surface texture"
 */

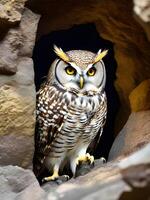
xmin=108 ymin=111 xmax=150 ymax=161
xmin=0 ymin=165 xmax=45 ymax=200
xmin=133 ymin=0 xmax=150 ymax=43
xmin=129 ymin=79 xmax=150 ymax=112
xmin=0 ymin=5 xmax=40 ymax=168
xmin=46 ymin=144 xmax=150 ymax=200
xmin=133 ymin=0 xmax=150 ymax=22
xmin=1 ymin=144 xmax=150 ymax=200
xmin=0 ymin=0 xmax=27 ymax=25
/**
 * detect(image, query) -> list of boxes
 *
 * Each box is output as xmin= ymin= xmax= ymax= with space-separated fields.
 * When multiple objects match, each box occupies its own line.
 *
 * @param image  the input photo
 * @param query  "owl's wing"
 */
xmin=88 ymin=95 xmax=107 ymax=157
xmin=33 ymin=85 xmax=67 ymax=179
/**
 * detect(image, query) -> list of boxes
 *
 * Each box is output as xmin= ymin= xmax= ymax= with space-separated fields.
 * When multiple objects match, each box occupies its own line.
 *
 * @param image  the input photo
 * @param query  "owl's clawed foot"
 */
xmin=99 ymin=157 xmax=106 ymax=163
xmin=42 ymin=170 xmax=59 ymax=182
xmin=76 ymin=153 xmax=94 ymax=165
xmin=42 ymin=173 xmax=70 ymax=184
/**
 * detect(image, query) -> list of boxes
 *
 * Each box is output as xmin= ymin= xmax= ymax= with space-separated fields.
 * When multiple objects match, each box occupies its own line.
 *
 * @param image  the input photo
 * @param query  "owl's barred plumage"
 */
xmin=33 ymin=47 xmax=107 ymax=182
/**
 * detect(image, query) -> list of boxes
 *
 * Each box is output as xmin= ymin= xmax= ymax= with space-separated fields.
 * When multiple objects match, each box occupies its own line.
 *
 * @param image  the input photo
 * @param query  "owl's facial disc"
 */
xmin=55 ymin=59 xmax=106 ymax=94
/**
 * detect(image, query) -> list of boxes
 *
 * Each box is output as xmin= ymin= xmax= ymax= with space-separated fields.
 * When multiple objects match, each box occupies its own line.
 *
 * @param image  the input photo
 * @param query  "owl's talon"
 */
xmin=42 ymin=174 xmax=70 ymax=184
xmin=76 ymin=153 xmax=94 ymax=165
xmin=86 ymin=153 xmax=94 ymax=164
xmin=62 ymin=174 xmax=70 ymax=180
xmin=42 ymin=170 xmax=59 ymax=182
xmin=100 ymin=157 xmax=106 ymax=163
xmin=42 ymin=175 xmax=58 ymax=182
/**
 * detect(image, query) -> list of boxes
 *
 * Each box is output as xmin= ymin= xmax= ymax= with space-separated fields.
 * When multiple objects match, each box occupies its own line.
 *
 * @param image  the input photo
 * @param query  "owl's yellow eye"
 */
xmin=87 ymin=67 xmax=96 ymax=76
xmin=65 ymin=66 xmax=76 ymax=75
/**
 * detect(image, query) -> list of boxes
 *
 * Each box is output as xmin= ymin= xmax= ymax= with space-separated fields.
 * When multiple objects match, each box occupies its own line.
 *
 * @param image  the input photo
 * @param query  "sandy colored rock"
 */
xmin=129 ymin=79 xmax=150 ymax=112
xmin=133 ymin=0 xmax=150 ymax=41
xmin=0 ymin=0 xmax=27 ymax=25
xmin=0 ymin=9 xmax=40 ymax=168
xmin=133 ymin=0 xmax=150 ymax=22
xmin=0 ymin=82 xmax=34 ymax=137
xmin=108 ymin=111 xmax=150 ymax=161
xmin=0 ymin=58 xmax=35 ymax=168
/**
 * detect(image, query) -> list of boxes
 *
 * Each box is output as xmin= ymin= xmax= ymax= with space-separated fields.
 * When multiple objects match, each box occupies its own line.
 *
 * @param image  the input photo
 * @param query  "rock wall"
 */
xmin=109 ymin=110 xmax=150 ymax=160
xmin=133 ymin=0 xmax=150 ymax=23
xmin=0 ymin=1 xmax=40 ymax=168
xmin=0 ymin=165 xmax=45 ymax=200
xmin=129 ymin=79 xmax=150 ymax=112
xmin=0 ymin=0 xmax=27 ymax=25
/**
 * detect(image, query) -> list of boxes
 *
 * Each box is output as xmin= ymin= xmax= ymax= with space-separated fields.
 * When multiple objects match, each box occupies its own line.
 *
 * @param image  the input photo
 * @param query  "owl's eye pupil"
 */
xmin=65 ymin=66 xmax=76 ymax=75
xmin=87 ymin=67 xmax=96 ymax=76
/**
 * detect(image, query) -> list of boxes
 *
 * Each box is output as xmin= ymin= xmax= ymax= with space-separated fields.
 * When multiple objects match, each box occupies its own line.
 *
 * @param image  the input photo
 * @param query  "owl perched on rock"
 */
xmin=33 ymin=45 xmax=108 ymax=182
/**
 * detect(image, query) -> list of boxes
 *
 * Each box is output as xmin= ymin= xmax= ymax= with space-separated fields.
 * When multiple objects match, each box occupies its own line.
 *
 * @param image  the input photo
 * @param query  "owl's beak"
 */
xmin=79 ymin=76 xmax=84 ymax=89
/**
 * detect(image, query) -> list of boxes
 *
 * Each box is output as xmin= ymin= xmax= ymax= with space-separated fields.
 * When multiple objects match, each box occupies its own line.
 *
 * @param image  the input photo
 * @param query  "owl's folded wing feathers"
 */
xmin=33 ymin=85 xmax=67 ymax=178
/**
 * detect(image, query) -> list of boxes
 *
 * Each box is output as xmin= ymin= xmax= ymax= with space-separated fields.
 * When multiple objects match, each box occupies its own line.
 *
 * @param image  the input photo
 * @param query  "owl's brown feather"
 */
xmin=33 ymin=84 xmax=67 ymax=178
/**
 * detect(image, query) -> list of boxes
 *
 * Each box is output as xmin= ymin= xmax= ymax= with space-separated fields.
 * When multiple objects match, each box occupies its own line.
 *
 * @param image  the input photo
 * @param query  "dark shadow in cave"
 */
xmin=32 ymin=23 xmax=119 ymax=160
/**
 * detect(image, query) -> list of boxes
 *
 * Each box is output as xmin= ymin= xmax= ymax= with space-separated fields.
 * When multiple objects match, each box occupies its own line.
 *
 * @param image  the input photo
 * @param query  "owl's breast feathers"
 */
xmin=34 ymin=84 xmax=107 ymax=177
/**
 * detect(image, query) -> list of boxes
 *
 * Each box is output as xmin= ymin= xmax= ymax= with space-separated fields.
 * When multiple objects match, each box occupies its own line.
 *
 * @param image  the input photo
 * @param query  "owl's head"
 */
xmin=49 ymin=45 xmax=108 ymax=95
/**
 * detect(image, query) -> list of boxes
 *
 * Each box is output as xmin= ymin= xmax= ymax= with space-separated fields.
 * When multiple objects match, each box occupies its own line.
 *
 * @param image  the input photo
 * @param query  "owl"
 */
xmin=33 ymin=45 xmax=108 ymax=182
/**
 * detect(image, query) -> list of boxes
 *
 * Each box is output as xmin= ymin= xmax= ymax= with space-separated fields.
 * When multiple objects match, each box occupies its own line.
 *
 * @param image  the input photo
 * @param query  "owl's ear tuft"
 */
xmin=94 ymin=49 xmax=108 ymax=63
xmin=53 ymin=45 xmax=70 ymax=63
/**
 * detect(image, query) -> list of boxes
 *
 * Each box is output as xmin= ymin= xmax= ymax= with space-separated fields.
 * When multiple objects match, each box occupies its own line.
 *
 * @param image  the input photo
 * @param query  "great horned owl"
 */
xmin=33 ymin=45 xmax=107 ymax=182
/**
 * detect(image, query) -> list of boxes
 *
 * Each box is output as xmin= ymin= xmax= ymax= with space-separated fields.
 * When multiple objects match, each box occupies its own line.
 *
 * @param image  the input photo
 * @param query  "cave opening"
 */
xmin=32 ymin=23 xmax=120 ymax=160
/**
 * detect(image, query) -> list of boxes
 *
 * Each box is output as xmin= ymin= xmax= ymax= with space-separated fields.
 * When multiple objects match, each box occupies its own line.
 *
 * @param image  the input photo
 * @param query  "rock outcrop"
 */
xmin=108 ymin=110 xmax=150 ymax=161
xmin=0 ymin=0 xmax=27 ymax=25
xmin=42 ymin=144 xmax=150 ymax=200
xmin=133 ymin=0 xmax=150 ymax=42
xmin=0 ymin=7 xmax=40 ymax=168
xmin=133 ymin=0 xmax=150 ymax=22
xmin=0 ymin=165 xmax=45 ymax=200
